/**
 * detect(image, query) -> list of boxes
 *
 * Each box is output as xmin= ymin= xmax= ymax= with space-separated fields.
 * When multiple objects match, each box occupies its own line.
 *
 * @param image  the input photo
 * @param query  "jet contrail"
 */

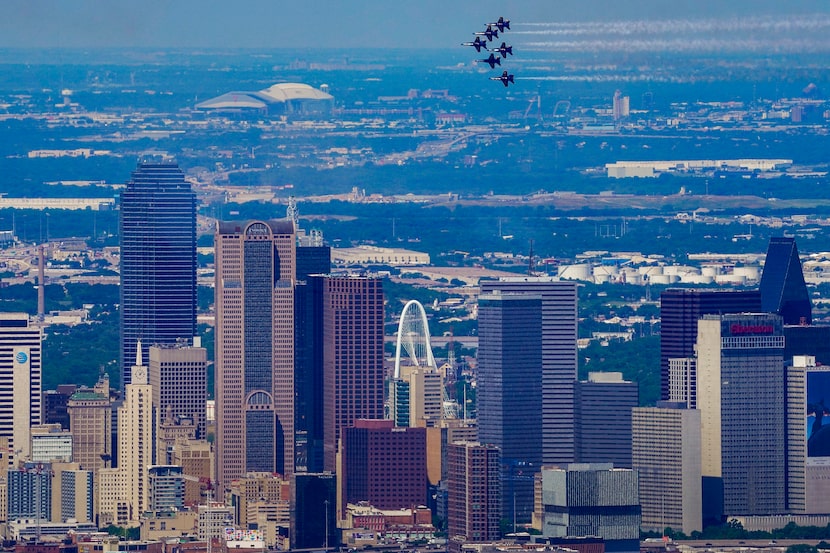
xmin=513 ymin=14 xmax=830 ymax=35
xmin=506 ymin=14 xmax=830 ymax=53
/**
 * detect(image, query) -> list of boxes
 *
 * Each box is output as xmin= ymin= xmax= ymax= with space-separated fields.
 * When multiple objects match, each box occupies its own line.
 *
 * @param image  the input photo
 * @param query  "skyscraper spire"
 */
xmin=132 ymin=339 xmax=147 ymax=385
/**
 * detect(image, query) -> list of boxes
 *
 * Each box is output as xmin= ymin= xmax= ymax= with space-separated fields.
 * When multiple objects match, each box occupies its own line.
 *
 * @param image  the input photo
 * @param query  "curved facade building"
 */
xmin=119 ymin=158 xmax=197 ymax=388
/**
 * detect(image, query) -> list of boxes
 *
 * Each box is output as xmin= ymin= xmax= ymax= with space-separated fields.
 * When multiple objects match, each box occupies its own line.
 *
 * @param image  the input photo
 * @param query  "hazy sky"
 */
xmin=1 ymin=0 xmax=828 ymax=50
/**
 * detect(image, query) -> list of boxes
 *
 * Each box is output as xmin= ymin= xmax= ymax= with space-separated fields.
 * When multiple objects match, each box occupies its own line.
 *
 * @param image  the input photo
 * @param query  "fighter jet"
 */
xmin=476 ymin=53 xmax=501 ymax=69
xmin=474 ymin=25 xmax=499 ymax=42
xmin=461 ymin=36 xmax=489 ymax=52
xmin=488 ymin=16 xmax=510 ymax=32
xmin=490 ymin=70 xmax=515 ymax=87
xmin=493 ymin=42 xmax=513 ymax=58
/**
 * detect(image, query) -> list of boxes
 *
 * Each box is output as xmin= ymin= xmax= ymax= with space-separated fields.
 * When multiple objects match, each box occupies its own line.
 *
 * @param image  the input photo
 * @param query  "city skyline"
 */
xmin=5 ymin=0 xmax=830 ymax=541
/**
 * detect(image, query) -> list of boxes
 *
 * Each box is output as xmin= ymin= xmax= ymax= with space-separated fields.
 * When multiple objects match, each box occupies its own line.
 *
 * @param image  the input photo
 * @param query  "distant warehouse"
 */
xmin=195 ymin=82 xmax=333 ymax=116
xmin=332 ymin=245 xmax=430 ymax=267
xmin=606 ymin=159 xmax=792 ymax=178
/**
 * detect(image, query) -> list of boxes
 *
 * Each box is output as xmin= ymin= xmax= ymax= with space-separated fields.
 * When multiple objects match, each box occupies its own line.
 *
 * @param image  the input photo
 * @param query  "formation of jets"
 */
xmin=462 ymin=17 xmax=514 ymax=87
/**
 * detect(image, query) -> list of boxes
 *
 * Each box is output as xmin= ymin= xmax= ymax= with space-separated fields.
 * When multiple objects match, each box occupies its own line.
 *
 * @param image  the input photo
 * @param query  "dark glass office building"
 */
xmin=294 ymin=246 xmax=331 ymax=474
xmin=477 ymin=292 xmax=542 ymax=524
xmin=760 ymin=236 xmax=812 ymax=325
xmin=659 ymin=288 xmax=761 ymax=400
xmin=291 ymin=472 xmax=338 ymax=549
xmin=119 ymin=158 xmax=196 ymax=388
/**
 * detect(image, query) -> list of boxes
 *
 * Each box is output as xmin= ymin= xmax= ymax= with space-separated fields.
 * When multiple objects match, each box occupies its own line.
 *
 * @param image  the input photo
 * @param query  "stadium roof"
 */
xmin=195 ymin=83 xmax=333 ymax=111
xmin=261 ymin=83 xmax=333 ymax=102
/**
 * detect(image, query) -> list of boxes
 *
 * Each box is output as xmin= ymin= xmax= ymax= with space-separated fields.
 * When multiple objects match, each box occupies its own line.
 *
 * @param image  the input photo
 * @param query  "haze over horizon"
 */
xmin=2 ymin=0 xmax=828 ymax=51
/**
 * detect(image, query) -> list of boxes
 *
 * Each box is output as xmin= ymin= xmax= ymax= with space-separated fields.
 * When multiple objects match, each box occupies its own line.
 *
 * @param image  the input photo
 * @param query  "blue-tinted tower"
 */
xmin=760 ymin=236 xmax=812 ymax=325
xmin=119 ymin=157 xmax=197 ymax=388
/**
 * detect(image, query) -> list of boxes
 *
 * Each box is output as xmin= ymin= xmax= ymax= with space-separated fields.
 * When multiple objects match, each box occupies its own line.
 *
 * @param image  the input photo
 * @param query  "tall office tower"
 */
xmin=0 ymin=313 xmax=42 ymax=465
xmin=575 ymin=372 xmax=638 ymax=468
xmin=149 ymin=340 xmax=207 ymax=440
xmin=67 ymin=374 xmax=112 ymax=472
xmin=115 ymin=344 xmax=155 ymax=522
xmin=119 ymin=156 xmax=197 ymax=387
xmin=321 ymin=275 xmax=384 ymax=472
xmin=787 ymin=358 xmax=806 ymax=514
xmin=42 ymin=384 xmax=78 ymax=430
xmin=632 ymin=402 xmax=702 ymax=535
xmin=291 ymin=472 xmax=338 ymax=550
xmin=479 ymin=278 xmax=578 ymax=465
xmin=215 ymin=220 xmax=296 ymax=487
xmin=760 ymin=236 xmax=812 ymax=325
xmin=537 ymin=464 xmax=641 ymax=552
xmin=659 ymin=288 xmax=761 ymax=401
xmin=478 ymin=291 xmax=542 ymax=523
xmin=446 ymin=442 xmax=501 ymax=544
xmin=697 ymin=313 xmax=788 ymax=521
xmin=294 ymin=245 xmax=331 ymax=474
xmin=341 ymin=419 xmax=427 ymax=511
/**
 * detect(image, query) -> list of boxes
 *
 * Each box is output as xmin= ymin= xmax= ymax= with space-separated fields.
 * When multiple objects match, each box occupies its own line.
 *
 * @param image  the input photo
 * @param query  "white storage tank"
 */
xmin=559 ymin=264 xmax=592 ymax=281
xmin=733 ymin=266 xmax=760 ymax=280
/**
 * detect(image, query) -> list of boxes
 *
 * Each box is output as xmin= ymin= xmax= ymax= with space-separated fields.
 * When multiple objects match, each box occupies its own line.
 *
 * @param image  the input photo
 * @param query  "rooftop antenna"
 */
xmin=286 ymin=196 xmax=299 ymax=229
xmin=527 ymin=239 xmax=535 ymax=275
xmin=37 ymin=244 xmax=46 ymax=321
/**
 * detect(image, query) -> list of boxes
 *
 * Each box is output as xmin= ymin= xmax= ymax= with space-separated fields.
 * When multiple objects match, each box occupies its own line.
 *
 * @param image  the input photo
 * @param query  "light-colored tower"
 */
xmin=697 ymin=313 xmax=789 ymax=518
xmin=51 ymin=462 xmax=94 ymax=524
xmin=215 ymin=220 xmax=295 ymax=487
xmin=117 ymin=341 xmax=155 ymax=522
xmin=632 ymin=402 xmax=702 ymax=535
xmin=0 ymin=313 xmax=42 ymax=466
xmin=396 ymin=367 xmax=443 ymax=426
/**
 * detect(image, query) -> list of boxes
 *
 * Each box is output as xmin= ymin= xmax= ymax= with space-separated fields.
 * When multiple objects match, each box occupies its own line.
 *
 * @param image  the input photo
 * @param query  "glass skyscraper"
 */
xmin=215 ymin=219 xmax=296 ymax=486
xmin=119 ymin=157 xmax=197 ymax=388
xmin=760 ymin=236 xmax=812 ymax=325
xmin=477 ymin=291 xmax=543 ymax=524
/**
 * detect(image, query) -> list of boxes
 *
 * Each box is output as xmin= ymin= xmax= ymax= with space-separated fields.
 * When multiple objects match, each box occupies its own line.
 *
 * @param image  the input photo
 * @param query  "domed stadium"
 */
xmin=195 ymin=82 xmax=333 ymax=116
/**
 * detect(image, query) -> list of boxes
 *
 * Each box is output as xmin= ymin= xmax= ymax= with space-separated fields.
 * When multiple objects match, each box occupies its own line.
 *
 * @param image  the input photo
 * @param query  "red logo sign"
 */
xmin=730 ymin=324 xmax=774 ymax=335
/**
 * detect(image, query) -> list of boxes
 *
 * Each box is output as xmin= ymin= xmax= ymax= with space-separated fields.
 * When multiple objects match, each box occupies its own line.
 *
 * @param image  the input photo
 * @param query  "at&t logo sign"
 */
xmin=15 ymin=351 xmax=28 ymax=364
